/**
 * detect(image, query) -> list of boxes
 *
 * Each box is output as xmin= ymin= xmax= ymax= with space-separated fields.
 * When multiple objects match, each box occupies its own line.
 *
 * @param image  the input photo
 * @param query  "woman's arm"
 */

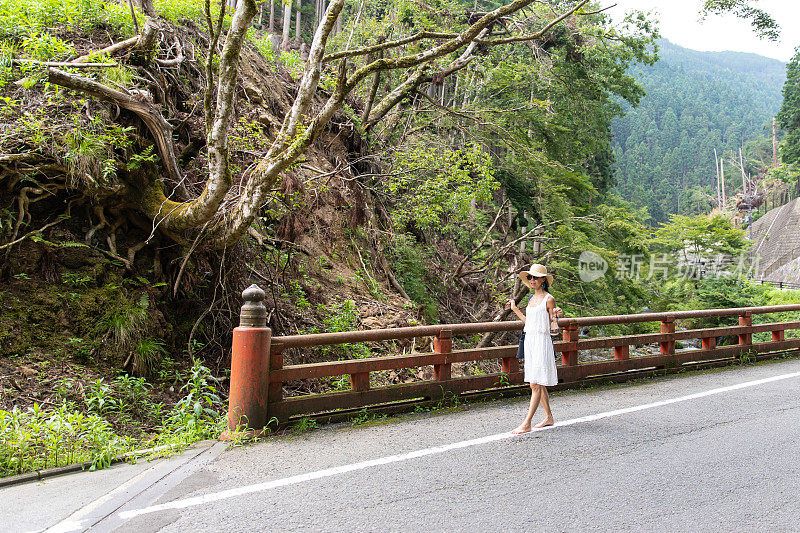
xmin=546 ymin=296 xmax=560 ymax=333
xmin=507 ymin=299 xmax=526 ymax=323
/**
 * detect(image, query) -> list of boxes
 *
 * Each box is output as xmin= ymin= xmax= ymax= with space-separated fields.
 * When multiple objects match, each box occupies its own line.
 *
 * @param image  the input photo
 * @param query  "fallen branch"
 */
xmin=173 ymin=225 xmax=208 ymax=297
xmin=11 ymin=60 xmax=118 ymax=68
xmin=476 ymin=284 xmax=529 ymax=348
xmin=246 ymin=227 xmax=313 ymax=255
xmin=377 ymin=253 xmax=410 ymax=300
xmin=0 ymin=153 xmax=37 ymax=163
xmin=48 ymin=68 xmax=183 ymax=185
xmin=72 ymin=36 xmax=140 ymax=64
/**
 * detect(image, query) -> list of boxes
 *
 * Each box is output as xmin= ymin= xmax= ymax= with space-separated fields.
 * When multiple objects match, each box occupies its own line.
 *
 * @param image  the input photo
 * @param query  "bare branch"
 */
xmin=346 ymin=0 xmax=590 ymax=92
xmin=272 ymin=0 xmax=346 ymax=155
xmin=452 ymin=198 xmax=509 ymax=279
xmin=323 ymin=31 xmax=455 ymax=62
xmin=365 ymin=65 xmax=428 ymax=130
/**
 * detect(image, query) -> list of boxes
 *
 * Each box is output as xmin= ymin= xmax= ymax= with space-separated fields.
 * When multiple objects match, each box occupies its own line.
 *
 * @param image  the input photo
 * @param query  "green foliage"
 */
xmin=349 ymin=408 xmax=387 ymax=426
xmin=319 ymin=299 xmax=371 ymax=359
xmin=0 ymin=0 xmax=138 ymax=40
xmin=134 ymin=338 xmax=168 ymax=378
xmin=279 ymin=50 xmax=304 ymax=79
xmin=0 ymin=401 xmax=133 ymax=476
xmin=612 ymin=40 xmax=786 ymax=222
xmin=21 ymin=30 xmax=74 ymax=61
xmin=157 ymin=361 xmax=224 ymax=444
xmin=84 ymin=378 xmax=121 ymax=415
xmin=386 ymin=235 xmax=438 ymax=322
xmin=62 ymin=116 xmax=135 ymax=188
xmin=652 ymin=213 xmax=750 ymax=259
xmin=250 ymin=29 xmax=275 ymax=60
xmin=0 ymin=362 xmax=232 ymax=478
xmin=389 ymin=142 xmax=498 ymax=231
xmin=154 ymin=0 xmax=216 ymax=25
xmin=229 ymin=117 xmax=272 ymax=156
xmin=777 ymin=48 xmax=800 ymax=166
xmin=665 ymin=276 xmax=769 ymax=331
xmin=291 ymin=416 xmax=318 ymax=433
xmin=125 ymin=145 xmax=158 ymax=171
xmin=701 ymin=0 xmax=781 ymax=41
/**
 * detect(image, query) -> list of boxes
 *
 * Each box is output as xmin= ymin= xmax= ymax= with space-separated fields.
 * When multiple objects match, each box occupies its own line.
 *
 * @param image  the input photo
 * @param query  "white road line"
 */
xmin=117 ymin=370 xmax=800 ymax=521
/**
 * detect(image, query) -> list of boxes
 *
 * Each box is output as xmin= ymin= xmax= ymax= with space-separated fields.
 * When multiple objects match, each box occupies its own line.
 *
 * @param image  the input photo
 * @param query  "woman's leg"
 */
xmin=512 ymin=384 xmax=542 ymax=434
xmin=534 ymin=386 xmax=554 ymax=428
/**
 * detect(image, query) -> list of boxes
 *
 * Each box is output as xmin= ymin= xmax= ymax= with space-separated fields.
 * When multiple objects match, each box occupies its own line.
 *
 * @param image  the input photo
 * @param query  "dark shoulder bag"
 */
xmin=516 ymin=332 xmax=525 ymax=360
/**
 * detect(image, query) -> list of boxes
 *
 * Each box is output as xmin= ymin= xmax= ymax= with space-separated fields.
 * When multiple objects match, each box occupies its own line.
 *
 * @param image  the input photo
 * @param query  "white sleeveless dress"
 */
xmin=523 ymin=294 xmax=558 ymax=386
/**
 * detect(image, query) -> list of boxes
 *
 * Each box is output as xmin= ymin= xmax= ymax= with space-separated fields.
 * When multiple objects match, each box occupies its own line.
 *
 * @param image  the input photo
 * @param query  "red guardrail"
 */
xmin=222 ymin=285 xmax=800 ymax=434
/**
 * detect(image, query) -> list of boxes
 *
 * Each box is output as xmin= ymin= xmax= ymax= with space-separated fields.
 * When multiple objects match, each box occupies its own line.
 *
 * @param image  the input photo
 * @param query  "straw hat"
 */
xmin=519 ymin=264 xmax=554 ymax=288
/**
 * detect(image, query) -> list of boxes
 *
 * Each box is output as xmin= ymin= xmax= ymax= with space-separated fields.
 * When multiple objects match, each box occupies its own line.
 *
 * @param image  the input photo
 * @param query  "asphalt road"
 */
xmin=4 ymin=358 xmax=800 ymax=532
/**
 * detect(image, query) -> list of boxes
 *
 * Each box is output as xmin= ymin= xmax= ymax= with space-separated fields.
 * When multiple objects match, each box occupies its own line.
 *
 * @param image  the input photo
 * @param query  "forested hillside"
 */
xmin=611 ymin=39 xmax=786 ymax=222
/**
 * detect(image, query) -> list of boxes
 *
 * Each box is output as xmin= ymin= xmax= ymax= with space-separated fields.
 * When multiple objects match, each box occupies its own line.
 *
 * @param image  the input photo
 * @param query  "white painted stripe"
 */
xmin=117 ymin=370 xmax=800 ymax=521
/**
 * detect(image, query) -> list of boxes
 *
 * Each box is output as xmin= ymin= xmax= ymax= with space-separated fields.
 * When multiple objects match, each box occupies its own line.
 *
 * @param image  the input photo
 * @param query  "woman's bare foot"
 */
xmin=511 ymin=424 xmax=531 ymax=434
xmin=534 ymin=417 xmax=554 ymax=428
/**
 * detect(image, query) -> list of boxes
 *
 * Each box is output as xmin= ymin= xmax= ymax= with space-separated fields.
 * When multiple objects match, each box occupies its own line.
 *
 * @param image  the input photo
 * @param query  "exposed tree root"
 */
xmin=48 ymin=68 xmax=183 ymax=188
xmin=0 ymin=217 xmax=67 ymax=252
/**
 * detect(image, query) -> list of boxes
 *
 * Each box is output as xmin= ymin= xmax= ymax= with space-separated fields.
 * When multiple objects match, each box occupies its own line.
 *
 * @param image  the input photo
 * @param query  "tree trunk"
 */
xmin=361 ymin=53 xmax=382 ymax=123
xmin=269 ymin=0 xmax=275 ymax=33
xmin=135 ymin=0 xmax=155 ymax=16
xmin=282 ymin=1 xmax=292 ymax=49
xmin=714 ymin=148 xmax=721 ymax=209
xmin=295 ymin=0 xmax=302 ymax=41
xmin=50 ymin=0 xmax=588 ymax=246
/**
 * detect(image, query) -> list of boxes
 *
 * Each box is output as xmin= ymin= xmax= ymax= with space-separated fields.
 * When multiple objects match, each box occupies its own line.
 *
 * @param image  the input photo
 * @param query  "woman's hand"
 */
xmin=553 ymin=306 xmax=564 ymax=318
xmin=506 ymin=299 xmax=517 ymax=311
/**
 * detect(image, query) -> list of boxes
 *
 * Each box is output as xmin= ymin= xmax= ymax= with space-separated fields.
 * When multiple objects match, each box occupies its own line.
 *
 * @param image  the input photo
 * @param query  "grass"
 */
xmin=0 ymin=361 xmax=227 ymax=478
xmin=0 ymin=401 xmax=134 ymax=475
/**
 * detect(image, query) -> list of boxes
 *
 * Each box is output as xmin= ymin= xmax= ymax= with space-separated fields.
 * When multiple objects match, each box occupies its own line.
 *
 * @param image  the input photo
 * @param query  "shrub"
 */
xmin=0 ymin=401 xmax=133 ymax=476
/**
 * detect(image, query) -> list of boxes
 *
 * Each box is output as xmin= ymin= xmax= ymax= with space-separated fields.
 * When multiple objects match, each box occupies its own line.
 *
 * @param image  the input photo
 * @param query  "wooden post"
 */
xmin=225 ymin=285 xmax=271 ymax=435
xmin=433 ymin=329 xmax=452 ymax=381
xmin=772 ymin=328 xmax=785 ymax=342
xmin=614 ymin=344 xmax=630 ymax=360
xmin=701 ymin=336 xmax=716 ymax=350
xmin=738 ymin=312 xmax=752 ymax=346
xmin=351 ymin=372 xmax=370 ymax=392
xmin=501 ymin=343 xmax=519 ymax=379
xmin=660 ymin=317 xmax=675 ymax=355
xmin=561 ymin=322 xmax=579 ymax=366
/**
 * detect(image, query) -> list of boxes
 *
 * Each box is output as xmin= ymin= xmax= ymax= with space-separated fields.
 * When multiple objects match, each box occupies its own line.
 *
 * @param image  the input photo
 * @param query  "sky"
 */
xmin=606 ymin=0 xmax=799 ymax=62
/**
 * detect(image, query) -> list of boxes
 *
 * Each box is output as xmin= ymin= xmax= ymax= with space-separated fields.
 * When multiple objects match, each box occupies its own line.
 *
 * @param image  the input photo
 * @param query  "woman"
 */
xmin=507 ymin=264 xmax=564 ymax=434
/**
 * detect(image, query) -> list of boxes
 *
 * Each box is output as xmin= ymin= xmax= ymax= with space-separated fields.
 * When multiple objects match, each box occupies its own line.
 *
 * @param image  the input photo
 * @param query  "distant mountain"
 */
xmin=610 ymin=39 xmax=786 ymax=223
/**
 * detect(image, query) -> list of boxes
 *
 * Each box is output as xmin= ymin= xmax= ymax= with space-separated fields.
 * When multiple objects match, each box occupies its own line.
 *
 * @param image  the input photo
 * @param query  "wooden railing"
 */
xmin=758 ymin=279 xmax=800 ymax=291
xmin=223 ymin=286 xmax=800 ymax=433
